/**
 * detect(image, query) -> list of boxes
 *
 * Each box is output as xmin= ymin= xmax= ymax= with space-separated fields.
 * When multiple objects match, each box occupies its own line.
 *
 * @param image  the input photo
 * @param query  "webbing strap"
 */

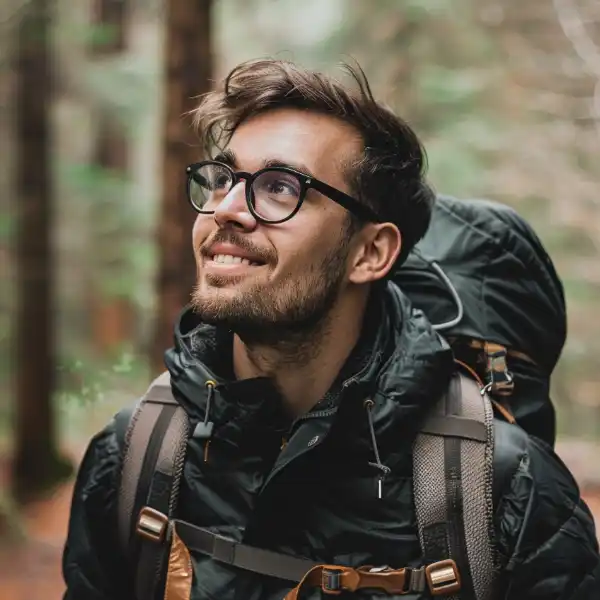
xmin=171 ymin=520 xmax=459 ymax=598
xmin=117 ymin=371 xmax=190 ymax=600
xmin=133 ymin=404 xmax=177 ymax=600
xmin=174 ymin=519 xmax=318 ymax=581
xmin=413 ymin=373 xmax=496 ymax=600
xmin=419 ymin=415 xmax=486 ymax=442
xmin=444 ymin=380 xmax=474 ymax=600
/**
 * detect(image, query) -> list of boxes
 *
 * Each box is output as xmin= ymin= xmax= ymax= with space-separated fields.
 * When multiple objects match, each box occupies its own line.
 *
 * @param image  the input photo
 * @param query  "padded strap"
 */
xmin=117 ymin=372 xmax=190 ymax=600
xmin=413 ymin=373 xmax=496 ymax=600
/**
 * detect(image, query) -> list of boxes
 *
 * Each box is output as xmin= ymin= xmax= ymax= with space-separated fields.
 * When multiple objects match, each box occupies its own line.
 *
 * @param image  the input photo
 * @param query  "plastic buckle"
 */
xmin=425 ymin=559 xmax=461 ymax=596
xmin=136 ymin=506 xmax=169 ymax=543
xmin=485 ymin=346 xmax=514 ymax=397
xmin=321 ymin=568 xmax=345 ymax=595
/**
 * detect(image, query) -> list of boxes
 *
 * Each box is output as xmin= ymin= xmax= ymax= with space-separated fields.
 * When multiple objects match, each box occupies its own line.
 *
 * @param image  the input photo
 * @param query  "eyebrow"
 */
xmin=213 ymin=149 xmax=237 ymax=167
xmin=213 ymin=149 xmax=317 ymax=179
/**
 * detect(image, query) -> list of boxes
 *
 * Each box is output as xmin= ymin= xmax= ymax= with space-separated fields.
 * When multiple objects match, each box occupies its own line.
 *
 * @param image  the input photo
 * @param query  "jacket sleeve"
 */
xmin=62 ymin=418 xmax=132 ymax=600
xmin=496 ymin=429 xmax=600 ymax=599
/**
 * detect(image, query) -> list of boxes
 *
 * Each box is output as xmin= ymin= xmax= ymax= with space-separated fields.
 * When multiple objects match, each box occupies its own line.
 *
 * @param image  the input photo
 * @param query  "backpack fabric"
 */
xmin=395 ymin=194 xmax=567 ymax=447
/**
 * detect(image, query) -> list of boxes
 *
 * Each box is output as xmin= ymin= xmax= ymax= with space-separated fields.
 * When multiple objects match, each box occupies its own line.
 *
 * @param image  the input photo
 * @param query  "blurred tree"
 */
xmin=88 ymin=0 xmax=134 ymax=356
xmin=13 ymin=0 xmax=72 ymax=500
xmin=151 ymin=0 xmax=213 ymax=374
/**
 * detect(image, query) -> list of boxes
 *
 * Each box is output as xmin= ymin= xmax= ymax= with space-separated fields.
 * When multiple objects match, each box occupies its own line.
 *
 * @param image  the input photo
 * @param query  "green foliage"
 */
xmin=562 ymin=278 xmax=600 ymax=304
xmin=55 ymin=349 xmax=150 ymax=443
xmin=58 ymin=160 xmax=155 ymax=302
xmin=57 ymin=349 xmax=147 ymax=407
xmin=545 ymin=227 xmax=599 ymax=257
xmin=87 ymin=23 xmax=122 ymax=49
xmin=0 ymin=213 xmax=14 ymax=243
xmin=63 ymin=162 xmax=130 ymax=201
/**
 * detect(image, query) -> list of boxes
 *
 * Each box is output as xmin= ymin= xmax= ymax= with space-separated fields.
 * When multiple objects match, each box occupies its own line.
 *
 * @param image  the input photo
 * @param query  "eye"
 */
xmin=255 ymin=171 xmax=301 ymax=198
xmin=266 ymin=179 xmax=297 ymax=195
xmin=214 ymin=173 xmax=231 ymax=189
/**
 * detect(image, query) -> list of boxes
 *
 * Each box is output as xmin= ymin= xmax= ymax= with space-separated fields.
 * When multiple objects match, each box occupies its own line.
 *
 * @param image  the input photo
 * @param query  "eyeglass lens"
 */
xmin=188 ymin=163 xmax=303 ymax=222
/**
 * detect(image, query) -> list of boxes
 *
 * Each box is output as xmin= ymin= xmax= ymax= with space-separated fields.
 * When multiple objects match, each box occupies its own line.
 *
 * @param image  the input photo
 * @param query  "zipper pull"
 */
xmin=193 ymin=380 xmax=216 ymax=440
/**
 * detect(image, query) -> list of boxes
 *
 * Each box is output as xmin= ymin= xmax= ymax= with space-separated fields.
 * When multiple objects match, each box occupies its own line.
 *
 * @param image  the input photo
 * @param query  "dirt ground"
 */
xmin=0 ymin=451 xmax=599 ymax=600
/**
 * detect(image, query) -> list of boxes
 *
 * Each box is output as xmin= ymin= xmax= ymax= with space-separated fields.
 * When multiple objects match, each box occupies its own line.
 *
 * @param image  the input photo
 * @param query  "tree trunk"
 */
xmin=13 ymin=0 xmax=72 ymax=500
xmin=89 ymin=0 xmax=132 ymax=357
xmin=151 ymin=0 xmax=213 ymax=374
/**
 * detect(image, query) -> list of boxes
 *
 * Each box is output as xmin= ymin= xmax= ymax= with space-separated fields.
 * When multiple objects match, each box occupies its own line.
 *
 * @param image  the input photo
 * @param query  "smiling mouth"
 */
xmin=208 ymin=254 xmax=264 ymax=266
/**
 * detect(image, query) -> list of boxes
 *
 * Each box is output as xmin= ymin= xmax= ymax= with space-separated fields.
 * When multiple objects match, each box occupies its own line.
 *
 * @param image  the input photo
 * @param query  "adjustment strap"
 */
xmin=283 ymin=560 xmax=461 ymax=599
xmin=147 ymin=518 xmax=462 ymax=598
xmin=173 ymin=519 xmax=318 ymax=582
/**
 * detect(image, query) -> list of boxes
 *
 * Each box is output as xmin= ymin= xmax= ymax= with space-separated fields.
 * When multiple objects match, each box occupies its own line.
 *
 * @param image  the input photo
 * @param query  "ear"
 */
xmin=348 ymin=223 xmax=402 ymax=284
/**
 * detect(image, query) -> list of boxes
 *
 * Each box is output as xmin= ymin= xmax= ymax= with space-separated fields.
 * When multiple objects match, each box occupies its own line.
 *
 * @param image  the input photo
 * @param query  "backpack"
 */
xmin=396 ymin=194 xmax=566 ymax=448
xmin=115 ymin=195 xmax=565 ymax=600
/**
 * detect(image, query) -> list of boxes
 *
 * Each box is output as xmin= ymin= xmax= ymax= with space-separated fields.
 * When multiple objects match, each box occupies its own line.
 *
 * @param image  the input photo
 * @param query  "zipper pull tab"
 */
xmin=378 ymin=475 xmax=383 ymax=499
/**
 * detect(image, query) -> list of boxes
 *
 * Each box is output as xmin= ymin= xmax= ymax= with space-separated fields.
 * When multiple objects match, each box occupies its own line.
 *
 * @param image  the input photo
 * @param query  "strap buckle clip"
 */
xmin=136 ymin=506 xmax=169 ymax=543
xmin=425 ymin=559 xmax=461 ymax=596
xmin=321 ymin=567 xmax=345 ymax=595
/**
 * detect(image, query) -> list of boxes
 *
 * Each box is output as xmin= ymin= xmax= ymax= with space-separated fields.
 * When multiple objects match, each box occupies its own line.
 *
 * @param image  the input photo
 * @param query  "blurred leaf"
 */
xmin=418 ymin=66 xmax=486 ymax=108
xmin=0 ymin=214 xmax=15 ymax=242
xmin=87 ymin=24 xmax=122 ymax=49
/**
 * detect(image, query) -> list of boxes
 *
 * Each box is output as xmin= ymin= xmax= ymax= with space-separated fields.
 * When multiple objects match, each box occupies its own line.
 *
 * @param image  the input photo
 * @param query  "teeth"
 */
xmin=212 ymin=254 xmax=257 ymax=266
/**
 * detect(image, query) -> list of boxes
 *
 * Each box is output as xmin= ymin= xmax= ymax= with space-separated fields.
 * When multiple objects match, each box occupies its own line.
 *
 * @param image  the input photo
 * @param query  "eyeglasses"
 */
xmin=185 ymin=160 xmax=380 ymax=224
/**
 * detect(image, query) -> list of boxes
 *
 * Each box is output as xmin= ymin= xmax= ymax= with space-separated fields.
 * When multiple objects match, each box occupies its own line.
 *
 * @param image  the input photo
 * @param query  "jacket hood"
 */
xmin=163 ymin=283 xmax=455 ymax=442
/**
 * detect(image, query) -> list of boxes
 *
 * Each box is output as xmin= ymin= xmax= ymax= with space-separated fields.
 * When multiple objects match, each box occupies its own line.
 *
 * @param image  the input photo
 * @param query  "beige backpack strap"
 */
xmin=117 ymin=371 xmax=190 ymax=600
xmin=413 ymin=373 xmax=497 ymax=600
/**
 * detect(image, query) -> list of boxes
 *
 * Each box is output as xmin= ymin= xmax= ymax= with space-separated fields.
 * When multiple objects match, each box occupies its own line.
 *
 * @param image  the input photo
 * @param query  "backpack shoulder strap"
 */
xmin=117 ymin=371 xmax=191 ymax=600
xmin=413 ymin=373 xmax=497 ymax=600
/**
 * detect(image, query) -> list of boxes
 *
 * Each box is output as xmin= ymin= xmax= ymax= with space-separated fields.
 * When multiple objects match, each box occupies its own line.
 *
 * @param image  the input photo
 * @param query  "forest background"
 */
xmin=0 ymin=1 xmax=599 ymax=598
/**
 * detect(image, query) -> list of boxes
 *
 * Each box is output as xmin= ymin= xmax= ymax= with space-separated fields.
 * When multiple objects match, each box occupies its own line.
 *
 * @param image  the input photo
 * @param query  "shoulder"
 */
xmin=491 ymin=419 xmax=599 ymax=570
xmin=491 ymin=419 xmax=582 ymax=513
xmin=73 ymin=404 xmax=135 ymax=508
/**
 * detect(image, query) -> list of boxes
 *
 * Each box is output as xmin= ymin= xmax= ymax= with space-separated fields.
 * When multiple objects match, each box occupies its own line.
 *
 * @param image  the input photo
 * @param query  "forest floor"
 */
xmin=0 ymin=442 xmax=599 ymax=600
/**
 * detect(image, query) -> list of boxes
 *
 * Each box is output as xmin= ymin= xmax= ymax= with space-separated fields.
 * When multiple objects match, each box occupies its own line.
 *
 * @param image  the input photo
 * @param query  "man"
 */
xmin=62 ymin=59 xmax=600 ymax=599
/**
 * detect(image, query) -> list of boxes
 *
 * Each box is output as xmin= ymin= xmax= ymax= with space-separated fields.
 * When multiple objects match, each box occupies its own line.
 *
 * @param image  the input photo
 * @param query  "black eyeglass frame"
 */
xmin=185 ymin=160 xmax=380 ymax=224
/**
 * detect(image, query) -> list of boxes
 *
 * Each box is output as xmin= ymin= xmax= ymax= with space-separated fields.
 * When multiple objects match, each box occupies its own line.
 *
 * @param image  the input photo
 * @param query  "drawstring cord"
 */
xmin=192 ymin=380 xmax=217 ymax=462
xmin=364 ymin=398 xmax=391 ymax=499
xmin=204 ymin=380 xmax=215 ymax=426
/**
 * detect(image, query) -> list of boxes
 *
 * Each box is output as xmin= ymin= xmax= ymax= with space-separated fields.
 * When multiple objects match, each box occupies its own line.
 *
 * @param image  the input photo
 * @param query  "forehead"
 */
xmin=227 ymin=108 xmax=362 ymax=180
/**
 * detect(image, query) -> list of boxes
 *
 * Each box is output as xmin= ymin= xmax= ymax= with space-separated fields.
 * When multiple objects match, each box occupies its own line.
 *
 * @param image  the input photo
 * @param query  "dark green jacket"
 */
xmin=62 ymin=284 xmax=600 ymax=599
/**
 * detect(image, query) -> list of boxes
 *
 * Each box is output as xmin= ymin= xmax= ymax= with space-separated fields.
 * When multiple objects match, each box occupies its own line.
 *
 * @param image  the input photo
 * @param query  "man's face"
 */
xmin=191 ymin=108 xmax=364 ymax=338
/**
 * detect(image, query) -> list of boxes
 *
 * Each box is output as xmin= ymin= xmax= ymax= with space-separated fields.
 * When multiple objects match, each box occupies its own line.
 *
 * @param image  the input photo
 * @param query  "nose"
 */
xmin=213 ymin=180 xmax=257 ymax=231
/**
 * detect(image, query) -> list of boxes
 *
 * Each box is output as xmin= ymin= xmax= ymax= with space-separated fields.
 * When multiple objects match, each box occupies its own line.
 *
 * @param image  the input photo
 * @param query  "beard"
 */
xmin=191 ymin=232 xmax=351 ymax=347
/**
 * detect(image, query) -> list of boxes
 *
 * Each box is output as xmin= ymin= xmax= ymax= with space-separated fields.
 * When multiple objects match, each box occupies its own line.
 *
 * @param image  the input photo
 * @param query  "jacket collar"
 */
xmin=163 ymin=282 xmax=455 ymax=438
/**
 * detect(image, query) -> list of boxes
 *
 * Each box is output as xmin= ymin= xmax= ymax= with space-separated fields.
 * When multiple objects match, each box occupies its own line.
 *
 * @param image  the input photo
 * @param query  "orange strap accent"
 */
xmin=453 ymin=359 xmax=484 ymax=387
xmin=283 ymin=565 xmax=409 ymax=599
xmin=459 ymin=338 xmax=537 ymax=366
xmin=164 ymin=527 xmax=193 ymax=600
xmin=456 ymin=359 xmax=516 ymax=424
xmin=491 ymin=399 xmax=516 ymax=424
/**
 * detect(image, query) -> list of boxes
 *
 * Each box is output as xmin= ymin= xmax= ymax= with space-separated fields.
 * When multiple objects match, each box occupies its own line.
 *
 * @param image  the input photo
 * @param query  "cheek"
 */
xmin=192 ymin=215 xmax=210 ymax=248
xmin=275 ymin=222 xmax=342 ymax=272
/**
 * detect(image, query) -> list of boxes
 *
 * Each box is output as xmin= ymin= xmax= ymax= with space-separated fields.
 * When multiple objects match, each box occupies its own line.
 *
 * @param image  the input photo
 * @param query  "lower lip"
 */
xmin=203 ymin=259 xmax=265 ymax=275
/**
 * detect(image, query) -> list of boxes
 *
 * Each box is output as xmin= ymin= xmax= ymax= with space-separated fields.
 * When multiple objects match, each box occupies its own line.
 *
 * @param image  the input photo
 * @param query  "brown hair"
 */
xmin=191 ymin=58 xmax=435 ymax=265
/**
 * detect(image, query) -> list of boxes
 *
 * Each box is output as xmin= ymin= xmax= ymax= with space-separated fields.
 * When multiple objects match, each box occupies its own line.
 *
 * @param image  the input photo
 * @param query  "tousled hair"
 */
xmin=191 ymin=58 xmax=435 ymax=266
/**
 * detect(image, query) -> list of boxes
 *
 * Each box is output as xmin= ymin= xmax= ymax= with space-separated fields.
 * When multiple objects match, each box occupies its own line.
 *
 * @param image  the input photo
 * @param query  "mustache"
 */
xmin=199 ymin=230 xmax=275 ymax=263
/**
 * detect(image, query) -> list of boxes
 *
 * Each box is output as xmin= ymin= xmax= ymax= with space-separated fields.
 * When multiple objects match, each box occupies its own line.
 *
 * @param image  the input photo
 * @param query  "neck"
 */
xmin=232 ymin=291 xmax=369 ymax=417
